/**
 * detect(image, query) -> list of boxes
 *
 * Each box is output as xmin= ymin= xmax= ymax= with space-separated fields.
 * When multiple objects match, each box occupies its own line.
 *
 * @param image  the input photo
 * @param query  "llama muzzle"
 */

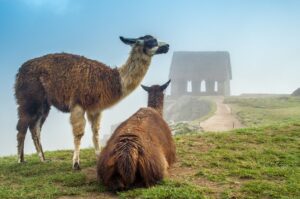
xmin=155 ymin=43 xmax=169 ymax=54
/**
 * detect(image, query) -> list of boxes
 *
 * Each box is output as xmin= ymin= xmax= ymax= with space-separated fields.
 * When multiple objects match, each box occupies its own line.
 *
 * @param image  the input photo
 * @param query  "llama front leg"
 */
xmin=87 ymin=111 xmax=101 ymax=156
xmin=70 ymin=105 xmax=86 ymax=170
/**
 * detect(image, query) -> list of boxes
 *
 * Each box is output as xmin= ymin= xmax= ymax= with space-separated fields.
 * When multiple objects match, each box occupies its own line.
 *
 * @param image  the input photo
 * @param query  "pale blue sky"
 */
xmin=0 ymin=0 xmax=299 ymax=156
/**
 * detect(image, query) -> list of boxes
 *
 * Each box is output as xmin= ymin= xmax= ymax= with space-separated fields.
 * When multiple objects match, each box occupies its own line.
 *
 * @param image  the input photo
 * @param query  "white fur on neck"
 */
xmin=118 ymin=46 xmax=151 ymax=97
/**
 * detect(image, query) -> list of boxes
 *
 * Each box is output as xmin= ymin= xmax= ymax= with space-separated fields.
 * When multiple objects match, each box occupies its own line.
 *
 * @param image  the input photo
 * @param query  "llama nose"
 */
xmin=156 ymin=43 xmax=169 ymax=54
xmin=162 ymin=44 xmax=169 ymax=52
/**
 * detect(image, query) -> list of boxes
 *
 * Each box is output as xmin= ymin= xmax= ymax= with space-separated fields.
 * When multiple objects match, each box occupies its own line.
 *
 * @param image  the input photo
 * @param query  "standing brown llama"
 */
xmin=97 ymin=80 xmax=176 ymax=190
xmin=14 ymin=35 xmax=169 ymax=169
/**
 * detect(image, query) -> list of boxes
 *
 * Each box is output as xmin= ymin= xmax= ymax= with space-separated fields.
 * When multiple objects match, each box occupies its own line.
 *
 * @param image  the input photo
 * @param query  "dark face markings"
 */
xmin=138 ymin=35 xmax=159 ymax=49
xmin=145 ymin=39 xmax=158 ymax=48
xmin=120 ymin=35 xmax=168 ymax=55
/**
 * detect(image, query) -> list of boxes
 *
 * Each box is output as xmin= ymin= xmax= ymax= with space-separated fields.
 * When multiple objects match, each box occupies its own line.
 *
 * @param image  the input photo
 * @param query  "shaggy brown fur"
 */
xmin=16 ymin=53 xmax=122 ymax=112
xmin=14 ymin=35 xmax=169 ymax=169
xmin=97 ymin=80 xmax=175 ymax=190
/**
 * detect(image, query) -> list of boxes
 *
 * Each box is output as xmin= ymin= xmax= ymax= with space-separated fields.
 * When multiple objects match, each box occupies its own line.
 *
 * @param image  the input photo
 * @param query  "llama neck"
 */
xmin=118 ymin=46 xmax=152 ymax=97
xmin=148 ymin=94 xmax=164 ymax=116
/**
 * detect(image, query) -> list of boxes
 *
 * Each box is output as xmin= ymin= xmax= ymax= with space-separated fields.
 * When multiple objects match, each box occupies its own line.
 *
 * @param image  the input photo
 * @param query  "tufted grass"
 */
xmin=1 ymin=122 xmax=299 ymax=198
xmin=1 ymin=94 xmax=300 ymax=199
xmin=225 ymin=96 xmax=300 ymax=126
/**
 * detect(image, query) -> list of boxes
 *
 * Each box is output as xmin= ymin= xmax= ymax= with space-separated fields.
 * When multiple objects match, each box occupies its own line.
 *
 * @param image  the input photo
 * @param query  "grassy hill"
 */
xmin=1 ymin=122 xmax=299 ymax=198
xmin=225 ymin=96 xmax=300 ymax=126
xmin=1 ymin=96 xmax=299 ymax=198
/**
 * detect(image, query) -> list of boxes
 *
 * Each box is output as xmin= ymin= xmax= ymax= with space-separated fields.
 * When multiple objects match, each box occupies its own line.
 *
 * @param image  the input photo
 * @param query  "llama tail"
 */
xmin=97 ymin=134 xmax=140 ymax=190
xmin=98 ymin=134 xmax=167 ymax=190
xmin=116 ymin=134 xmax=139 ymax=188
xmin=116 ymin=134 xmax=167 ymax=188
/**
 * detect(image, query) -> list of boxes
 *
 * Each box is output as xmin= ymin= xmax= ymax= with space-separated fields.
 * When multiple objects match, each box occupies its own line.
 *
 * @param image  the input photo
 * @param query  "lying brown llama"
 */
xmin=97 ymin=80 xmax=176 ymax=190
xmin=14 ymin=35 xmax=169 ymax=169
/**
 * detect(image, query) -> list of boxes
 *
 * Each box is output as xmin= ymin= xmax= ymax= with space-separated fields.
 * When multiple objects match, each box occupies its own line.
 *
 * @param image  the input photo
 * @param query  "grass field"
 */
xmin=169 ymin=97 xmax=217 ymax=135
xmin=225 ymin=96 xmax=300 ymax=126
xmin=1 ymin=121 xmax=299 ymax=198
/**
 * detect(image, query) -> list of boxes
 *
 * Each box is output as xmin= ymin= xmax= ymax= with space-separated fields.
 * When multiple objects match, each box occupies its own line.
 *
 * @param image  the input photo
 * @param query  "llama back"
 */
xmin=97 ymin=128 xmax=168 ymax=190
xmin=15 ymin=53 xmax=123 ymax=112
xmin=136 ymin=108 xmax=176 ymax=165
xmin=97 ymin=109 xmax=171 ymax=190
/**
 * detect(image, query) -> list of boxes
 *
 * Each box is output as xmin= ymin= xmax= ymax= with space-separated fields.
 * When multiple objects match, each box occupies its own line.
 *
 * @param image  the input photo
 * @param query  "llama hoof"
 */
xmin=95 ymin=150 xmax=101 ymax=156
xmin=18 ymin=160 xmax=27 ymax=164
xmin=73 ymin=162 xmax=81 ymax=170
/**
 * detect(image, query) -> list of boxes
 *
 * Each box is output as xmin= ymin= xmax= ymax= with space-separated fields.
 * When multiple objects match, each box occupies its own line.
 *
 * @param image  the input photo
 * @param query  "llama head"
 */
xmin=141 ymin=79 xmax=171 ymax=94
xmin=120 ymin=35 xmax=169 ymax=56
xmin=141 ymin=80 xmax=171 ymax=112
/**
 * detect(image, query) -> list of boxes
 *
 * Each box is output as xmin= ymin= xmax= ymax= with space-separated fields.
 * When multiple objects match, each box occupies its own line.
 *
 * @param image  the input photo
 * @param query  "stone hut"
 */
xmin=169 ymin=51 xmax=232 ymax=96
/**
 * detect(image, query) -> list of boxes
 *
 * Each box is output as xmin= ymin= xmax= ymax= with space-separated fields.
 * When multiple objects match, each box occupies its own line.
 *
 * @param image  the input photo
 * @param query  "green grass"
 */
xmin=175 ymin=122 xmax=300 ymax=198
xmin=1 ymin=122 xmax=299 ymax=198
xmin=119 ymin=181 xmax=208 ymax=199
xmin=190 ymin=97 xmax=217 ymax=125
xmin=170 ymin=97 xmax=217 ymax=135
xmin=225 ymin=96 xmax=300 ymax=126
xmin=0 ymin=149 xmax=104 ymax=199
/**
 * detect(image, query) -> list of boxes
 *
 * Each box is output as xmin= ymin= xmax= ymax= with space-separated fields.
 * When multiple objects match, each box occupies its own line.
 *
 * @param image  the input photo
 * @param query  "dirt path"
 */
xmin=200 ymin=96 xmax=243 ymax=132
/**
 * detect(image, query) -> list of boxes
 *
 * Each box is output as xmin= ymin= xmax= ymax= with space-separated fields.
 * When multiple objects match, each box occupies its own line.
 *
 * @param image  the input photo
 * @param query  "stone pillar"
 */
xmin=218 ymin=81 xmax=225 ymax=95
xmin=224 ymin=79 xmax=230 ymax=96
xmin=191 ymin=80 xmax=201 ymax=95
xmin=206 ymin=80 xmax=215 ymax=95
xmin=180 ymin=80 xmax=187 ymax=95
xmin=216 ymin=80 xmax=230 ymax=96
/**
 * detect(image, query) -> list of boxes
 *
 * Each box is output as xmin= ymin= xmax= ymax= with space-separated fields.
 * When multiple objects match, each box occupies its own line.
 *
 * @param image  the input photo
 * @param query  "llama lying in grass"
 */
xmin=97 ymin=80 xmax=176 ymax=190
xmin=14 ymin=35 xmax=169 ymax=169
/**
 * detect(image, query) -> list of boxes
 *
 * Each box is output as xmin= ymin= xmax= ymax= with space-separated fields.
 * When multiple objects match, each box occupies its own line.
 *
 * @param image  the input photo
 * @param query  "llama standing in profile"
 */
xmin=14 ymin=35 xmax=169 ymax=169
xmin=97 ymin=80 xmax=176 ymax=190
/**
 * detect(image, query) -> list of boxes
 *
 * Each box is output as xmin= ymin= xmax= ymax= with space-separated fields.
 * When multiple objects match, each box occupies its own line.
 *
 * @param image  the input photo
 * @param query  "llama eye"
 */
xmin=152 ymin=40 xmax=158 ymax=46
xmin=146 ymin=40 xmax=158 ymax=48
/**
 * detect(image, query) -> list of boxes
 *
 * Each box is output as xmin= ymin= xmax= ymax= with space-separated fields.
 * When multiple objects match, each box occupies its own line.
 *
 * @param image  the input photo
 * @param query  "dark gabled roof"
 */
xmin=169 ymin=51 xmax=232 ymax=81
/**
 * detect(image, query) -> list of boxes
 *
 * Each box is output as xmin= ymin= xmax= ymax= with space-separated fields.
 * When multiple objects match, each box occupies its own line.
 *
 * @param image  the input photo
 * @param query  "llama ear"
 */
xmin=120 ymin=36 xmax=137 ymax=45
xmin=141 ymin=84 xmax=151 ymax=92
xmin=160 ymin=79 xmax=171 ymax=91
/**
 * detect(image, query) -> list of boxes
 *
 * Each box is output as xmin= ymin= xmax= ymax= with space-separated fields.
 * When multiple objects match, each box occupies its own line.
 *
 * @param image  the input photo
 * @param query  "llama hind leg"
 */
xmin=29 ymin=102 xmax=50 ymax=162
xmin=17 ymin=117 xmax=29 ymax=163
xmin=70 ymin=105 xmax=86 ymax=170
xmin=87 ymin=111 xmax=101 ymax=156
xmin=29 ymin=117 xmax=46 ymax=162
xmin=16 ymin=104 xmax=32 ymax=163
